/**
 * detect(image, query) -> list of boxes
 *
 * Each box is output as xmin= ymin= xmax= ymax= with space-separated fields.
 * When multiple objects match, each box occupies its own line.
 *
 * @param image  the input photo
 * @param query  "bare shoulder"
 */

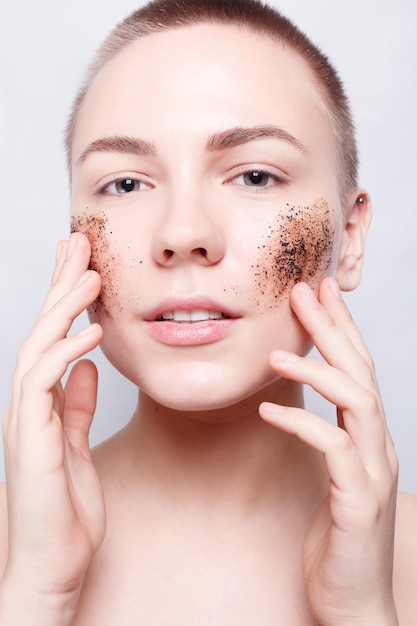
xmin=0 ymin=483 xmax=8 ymax=576
xmin=393 ymin=491 xmax=417 ymax=624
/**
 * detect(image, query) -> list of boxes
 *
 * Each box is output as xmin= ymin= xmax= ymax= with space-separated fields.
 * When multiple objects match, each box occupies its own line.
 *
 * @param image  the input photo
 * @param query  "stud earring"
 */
xmin=357 ymin=195 xmax=365 ymax=204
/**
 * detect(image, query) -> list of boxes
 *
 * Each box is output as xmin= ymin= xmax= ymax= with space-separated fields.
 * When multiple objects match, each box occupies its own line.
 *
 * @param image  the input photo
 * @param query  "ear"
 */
xmin=336 ymin=189 xmax=372 ymax=291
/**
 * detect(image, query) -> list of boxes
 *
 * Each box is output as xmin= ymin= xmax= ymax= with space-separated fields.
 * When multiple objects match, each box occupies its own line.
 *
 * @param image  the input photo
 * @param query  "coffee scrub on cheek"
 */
xmin=70 ymin=210 xmax=123 ymax=319
xmin=253 ymin=198 xmax=336 ymax=310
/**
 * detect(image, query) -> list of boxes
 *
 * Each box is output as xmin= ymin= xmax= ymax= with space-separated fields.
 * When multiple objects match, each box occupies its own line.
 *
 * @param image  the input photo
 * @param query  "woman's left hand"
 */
xmin=259 ymin=276 xmax=399 ymax=625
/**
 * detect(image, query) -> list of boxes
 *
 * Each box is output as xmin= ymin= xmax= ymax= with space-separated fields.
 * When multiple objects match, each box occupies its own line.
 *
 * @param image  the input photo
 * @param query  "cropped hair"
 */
xmin=65 ymin=0 xmax=358 ymax=206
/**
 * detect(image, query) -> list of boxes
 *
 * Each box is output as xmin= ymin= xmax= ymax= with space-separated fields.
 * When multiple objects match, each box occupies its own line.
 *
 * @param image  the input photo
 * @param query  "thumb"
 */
xmin=62 ymin=359 xmax=98 ymax=455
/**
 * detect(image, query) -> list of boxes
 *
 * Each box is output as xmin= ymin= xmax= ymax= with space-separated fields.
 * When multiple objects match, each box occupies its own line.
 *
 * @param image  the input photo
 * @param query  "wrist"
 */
xmin=319 ymin=607 xmax=399 ymax=626
xmin=0 ymin=576 xmax=80 ymax=626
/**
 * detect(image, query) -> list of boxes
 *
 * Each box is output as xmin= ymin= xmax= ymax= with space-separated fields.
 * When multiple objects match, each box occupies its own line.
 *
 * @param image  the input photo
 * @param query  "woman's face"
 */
xmin=70 ymin=24 xmax=344 ymax=410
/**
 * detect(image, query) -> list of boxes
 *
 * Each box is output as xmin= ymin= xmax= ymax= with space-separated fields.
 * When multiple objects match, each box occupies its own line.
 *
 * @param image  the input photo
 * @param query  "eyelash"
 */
xmin=99 ymin=177 xmax=152 ymax=195
xmin=98 ymin=168 xmax=286 ymax=196
xmin=228 ymin=169 xmax=285 ymax=191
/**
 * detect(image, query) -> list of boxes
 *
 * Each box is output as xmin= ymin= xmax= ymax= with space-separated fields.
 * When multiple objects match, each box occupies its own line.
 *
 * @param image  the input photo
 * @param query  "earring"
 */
xmin=357 ymin=195 xmax=365 ymax=204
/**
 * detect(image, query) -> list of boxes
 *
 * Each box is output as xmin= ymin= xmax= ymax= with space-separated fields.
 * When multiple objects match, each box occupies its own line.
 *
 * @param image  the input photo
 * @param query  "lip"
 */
xmin=144 ymin=296 xmax=241 ymax=346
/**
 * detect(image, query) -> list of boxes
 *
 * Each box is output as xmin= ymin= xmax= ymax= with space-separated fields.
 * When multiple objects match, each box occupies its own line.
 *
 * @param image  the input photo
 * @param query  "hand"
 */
xmin=259 ymin=277 xmax=399 ymax=625
xmin=1 ymin=233 xmax=105 ymax=611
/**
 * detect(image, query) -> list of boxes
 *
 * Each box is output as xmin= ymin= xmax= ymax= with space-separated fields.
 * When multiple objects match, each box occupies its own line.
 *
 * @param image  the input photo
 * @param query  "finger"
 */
xmin=290 ymin=282 xmax=375 ymax=391
xmin=50 ymin=240 xmax=67 ymax=285
xmin=269 ymin=350 xmax=388 ymax=469
xmin=317 ymin=277 xmax=376 ymax=371
xmin=259 ymin=401 xmax=398 ymax=536
xmin=62 ymin=359 xmax=99 ymax=456
xmin=16 ymin=324 xmax=103 ymax=437
xmin=15 ymin=270 xmax=101 ymax=380
xmin=39 ymin=232 xmax=93 ymax=317
xmin=259 ymin=401 xmax=369 ymax=496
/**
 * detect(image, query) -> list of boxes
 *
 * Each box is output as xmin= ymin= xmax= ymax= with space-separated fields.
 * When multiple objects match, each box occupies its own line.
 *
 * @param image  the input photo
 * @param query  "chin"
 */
xmin=143 ymin=389 xmax=252 ymax=415
xmin=138 ymin=364 xmax=280 ymax=415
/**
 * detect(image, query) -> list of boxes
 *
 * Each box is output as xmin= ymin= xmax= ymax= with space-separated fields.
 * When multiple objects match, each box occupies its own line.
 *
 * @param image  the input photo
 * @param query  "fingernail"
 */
xmin=271 ymin=350 xmax=300 ymax=363
xmin=259 ymin=401 xmax=285 ymax=418
xmin=328 ymin=277 xmax=342 ymax=300
xmin=297 ymin=283 xmax=319 ymax=308
xmin=66 ymin=233 xmax=78 ymax=260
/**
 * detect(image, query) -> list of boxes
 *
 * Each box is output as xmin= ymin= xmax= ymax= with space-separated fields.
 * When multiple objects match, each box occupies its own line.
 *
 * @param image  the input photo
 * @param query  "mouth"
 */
xmin=156 ymin=310 xmax=231 ymax=323
xmin=145 ymin=298 xmax=239 ymax=346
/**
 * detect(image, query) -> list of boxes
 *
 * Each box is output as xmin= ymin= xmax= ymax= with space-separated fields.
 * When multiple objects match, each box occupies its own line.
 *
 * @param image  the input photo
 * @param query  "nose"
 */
xmin=151 ymin=187 xmax=226 ymax=266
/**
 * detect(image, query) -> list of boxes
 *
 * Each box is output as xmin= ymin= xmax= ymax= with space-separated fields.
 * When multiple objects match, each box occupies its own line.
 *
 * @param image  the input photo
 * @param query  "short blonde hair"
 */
xmin=65 ymin=0 xmax=358 ymax=206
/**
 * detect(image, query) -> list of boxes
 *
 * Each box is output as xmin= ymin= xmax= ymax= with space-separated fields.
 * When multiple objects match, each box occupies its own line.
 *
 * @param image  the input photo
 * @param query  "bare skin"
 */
xmin=1 ymin=23 xmax=417 ymax=626
xmin=0 ymin=235 xmax=416 ymax=625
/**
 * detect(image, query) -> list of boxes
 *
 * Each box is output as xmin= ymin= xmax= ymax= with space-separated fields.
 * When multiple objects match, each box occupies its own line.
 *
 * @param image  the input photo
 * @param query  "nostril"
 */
xmin=159 ymin=246 xmax=211 ymax=263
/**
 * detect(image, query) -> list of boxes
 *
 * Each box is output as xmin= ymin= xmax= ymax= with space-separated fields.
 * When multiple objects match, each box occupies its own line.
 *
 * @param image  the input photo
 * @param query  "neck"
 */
xmin=108 ymin=380 xmax=328 ymax=520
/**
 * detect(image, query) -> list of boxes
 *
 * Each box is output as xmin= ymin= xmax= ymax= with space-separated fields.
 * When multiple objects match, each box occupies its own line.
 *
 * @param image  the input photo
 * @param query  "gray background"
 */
xmin=0 ymin=0 xmax=416 ymax=493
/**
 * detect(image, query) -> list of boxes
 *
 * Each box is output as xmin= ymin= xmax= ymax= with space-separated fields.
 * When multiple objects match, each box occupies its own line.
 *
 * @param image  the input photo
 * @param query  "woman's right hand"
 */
xmin=1 ymin=232 xmax=105 ymax=619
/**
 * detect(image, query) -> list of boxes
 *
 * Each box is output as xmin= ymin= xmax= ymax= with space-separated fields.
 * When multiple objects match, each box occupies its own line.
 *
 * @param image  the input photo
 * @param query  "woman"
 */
xmin=1 ymin=1 xmax=416 ymax=623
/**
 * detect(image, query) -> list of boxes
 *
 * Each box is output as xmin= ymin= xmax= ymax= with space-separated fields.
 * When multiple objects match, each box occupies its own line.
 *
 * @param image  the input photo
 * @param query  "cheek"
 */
xmin=70 ymin=211 xmax=124 ymax=319
xmin=253 ymin=198 xmax=336 ymax=309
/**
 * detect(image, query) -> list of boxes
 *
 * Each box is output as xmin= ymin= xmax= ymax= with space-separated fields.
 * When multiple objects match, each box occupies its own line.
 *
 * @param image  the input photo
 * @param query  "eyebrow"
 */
xmin=206 ymin=125 xmax=309 ymax=154
xmin=77 ymin=135 xmax=157 ymax=164
xmin=76 ymin=124 xmax=308 ymax=165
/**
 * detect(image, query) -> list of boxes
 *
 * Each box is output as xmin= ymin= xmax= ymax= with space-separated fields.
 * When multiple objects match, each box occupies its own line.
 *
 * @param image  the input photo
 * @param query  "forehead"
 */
xmin=73 ymin=23 xmax=334 ymax=162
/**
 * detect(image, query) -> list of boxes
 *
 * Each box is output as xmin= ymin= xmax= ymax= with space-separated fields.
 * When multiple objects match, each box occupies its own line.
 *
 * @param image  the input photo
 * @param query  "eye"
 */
xmin=100 ymin=177 xmax=151 ymax=195
xmin=230 ymin=170 xmax=284 ymax=190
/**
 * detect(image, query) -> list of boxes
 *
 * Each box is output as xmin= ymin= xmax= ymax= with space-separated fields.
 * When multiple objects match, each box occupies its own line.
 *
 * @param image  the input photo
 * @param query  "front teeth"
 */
xmin=160 ymin=310 xmax=224 ymax=322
